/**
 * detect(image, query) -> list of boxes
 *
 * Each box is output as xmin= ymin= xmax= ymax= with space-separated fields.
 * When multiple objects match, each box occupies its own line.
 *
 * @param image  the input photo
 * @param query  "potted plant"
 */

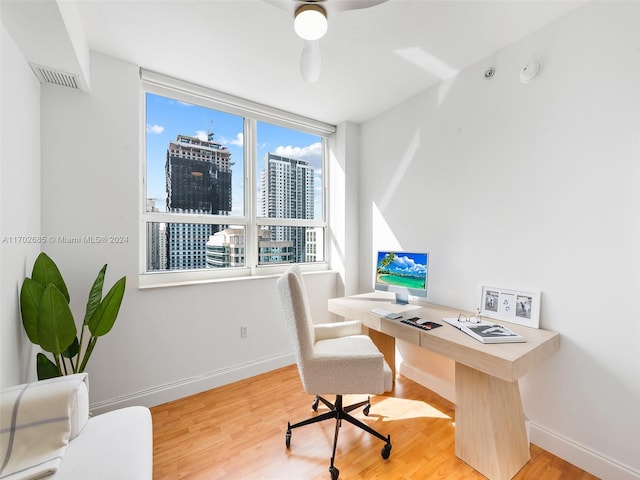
xmin=20 ymin=252 xmax=126 ymax=380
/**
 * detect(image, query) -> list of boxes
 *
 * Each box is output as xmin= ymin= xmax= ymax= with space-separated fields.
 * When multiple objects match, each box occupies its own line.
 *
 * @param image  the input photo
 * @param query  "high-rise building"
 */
xmin=305 ymin=227 xmax=323 ymax=263
xmin=205 ymin=227 xmax=245 ymax=268
xmin=260 ymin=153 xmax=314 ymax=263
xmin=165 ymin=133 xmax=232 ymax=270
xmin=205 ymin=228 xmax=294 ymax=267
xmin=146 ymin=198 xmax=161 ymax=271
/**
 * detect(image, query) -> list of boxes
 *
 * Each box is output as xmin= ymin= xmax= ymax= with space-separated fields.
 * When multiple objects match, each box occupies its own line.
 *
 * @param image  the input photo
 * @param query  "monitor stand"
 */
xmin=393 ymin=292 xmax=409 ymax=305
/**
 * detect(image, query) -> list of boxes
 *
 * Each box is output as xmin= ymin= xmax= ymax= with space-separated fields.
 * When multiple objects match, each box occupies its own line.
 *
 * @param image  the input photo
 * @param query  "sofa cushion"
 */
xmin=51 ymin=406 xmax=153 ymax=480
xmin=69 ymin=380 xmax=89 ymax=440
xmin=0 ymin=374 xmax=88 ymax=480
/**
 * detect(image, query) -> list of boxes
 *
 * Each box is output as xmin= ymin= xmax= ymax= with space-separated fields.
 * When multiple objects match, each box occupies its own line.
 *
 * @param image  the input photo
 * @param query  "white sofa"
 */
xmin=0 ymin=373 xmax=152 ymax=480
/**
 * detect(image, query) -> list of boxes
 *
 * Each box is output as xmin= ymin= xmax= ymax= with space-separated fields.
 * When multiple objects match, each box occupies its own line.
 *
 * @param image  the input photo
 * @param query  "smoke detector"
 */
xmin=520 ymin=61 xmax=542 ymax=83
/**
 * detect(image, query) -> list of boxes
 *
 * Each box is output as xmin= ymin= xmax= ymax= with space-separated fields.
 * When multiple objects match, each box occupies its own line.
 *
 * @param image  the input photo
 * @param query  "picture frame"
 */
xmin=480 ymin=286 xmax=540 ymax=328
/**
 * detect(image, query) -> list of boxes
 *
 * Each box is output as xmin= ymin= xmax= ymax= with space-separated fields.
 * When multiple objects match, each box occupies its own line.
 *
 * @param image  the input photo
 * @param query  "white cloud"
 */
xmin=274 ymin=142 xmax=322 ymax=162
xmin=394 ymin=255 xmax=426 ymax=274
xmin=146 ymin=123 xmax=164 ymax=134
xmin=195 ymin=130 xmax=209 ymax=141
xmin=230 ymin=133 xmax=243 ymax=147
xmin=214 ymin=132 xmax=243 ymax=147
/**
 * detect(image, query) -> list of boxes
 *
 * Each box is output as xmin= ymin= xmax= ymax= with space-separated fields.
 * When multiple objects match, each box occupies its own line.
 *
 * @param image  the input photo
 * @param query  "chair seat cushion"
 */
xmin=309 ymin=335 xmax=393 ymax=394
xmin=315 ymin=334 xmax=381 ymax=356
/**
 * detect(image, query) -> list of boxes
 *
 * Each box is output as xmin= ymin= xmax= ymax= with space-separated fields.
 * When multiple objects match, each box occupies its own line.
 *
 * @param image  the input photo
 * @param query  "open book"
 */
xmin=443 ymin=317 xmax=525 ymax=344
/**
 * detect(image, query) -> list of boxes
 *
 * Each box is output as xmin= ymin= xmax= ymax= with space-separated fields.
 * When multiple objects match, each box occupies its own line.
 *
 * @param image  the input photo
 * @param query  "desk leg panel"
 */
xmin=367 ymin=329 xmax=396 ymax=380
xmin=455 ymin=363 xmax=530 ymax=480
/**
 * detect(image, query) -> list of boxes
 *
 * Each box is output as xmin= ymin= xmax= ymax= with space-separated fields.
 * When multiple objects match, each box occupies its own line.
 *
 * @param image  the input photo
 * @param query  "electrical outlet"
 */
xmin=240 ymin=324 xmax=248 ymax=338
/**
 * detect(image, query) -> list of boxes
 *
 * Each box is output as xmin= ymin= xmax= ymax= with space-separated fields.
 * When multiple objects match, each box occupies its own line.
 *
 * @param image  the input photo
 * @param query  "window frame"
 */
xmin=139 ymin=69 xmax=335 ymax=288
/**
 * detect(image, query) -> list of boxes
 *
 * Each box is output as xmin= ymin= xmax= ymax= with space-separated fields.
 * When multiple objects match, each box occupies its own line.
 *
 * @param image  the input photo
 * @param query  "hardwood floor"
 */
xmin=151 ymin=365 xmax=598 ymax=480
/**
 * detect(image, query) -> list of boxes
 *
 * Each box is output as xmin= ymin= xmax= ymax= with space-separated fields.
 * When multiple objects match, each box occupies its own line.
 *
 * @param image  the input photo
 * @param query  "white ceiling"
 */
xmin=6 ymin=0 xmax=589 ymax=125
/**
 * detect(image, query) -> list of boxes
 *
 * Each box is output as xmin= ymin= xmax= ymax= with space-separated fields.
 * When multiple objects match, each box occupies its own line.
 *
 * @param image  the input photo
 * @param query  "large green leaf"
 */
xmin=87 ymin=276 xmax=126 ymax=337
xmin=62 ymin=336 xmax=80 ymax=359
xmin=31 ymin=253 xmax=70 ymax=303
xmin=77 ymin=337 xmax=97 ymax=373
xmin=20 ymin=278 xmax=44 ymax=344
xmin=37 ymin=284 xmax=77 ymax=354
xmin=84 ymin=265 xmax=106 ymax=326
xmin=36 ymin=353 xmax=60 ymax=380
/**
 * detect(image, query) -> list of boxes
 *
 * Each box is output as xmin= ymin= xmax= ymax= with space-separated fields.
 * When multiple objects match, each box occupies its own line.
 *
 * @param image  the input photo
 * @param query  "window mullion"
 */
xmin=142 ymin=75 xmax=332 ymax=284
xmin=143 ymin=212 xmax=247 ymax=225
xmin=245 ymin=118 xmax=258 ymax=273
xmin=257 ymin=218 xmax=324 ymax=228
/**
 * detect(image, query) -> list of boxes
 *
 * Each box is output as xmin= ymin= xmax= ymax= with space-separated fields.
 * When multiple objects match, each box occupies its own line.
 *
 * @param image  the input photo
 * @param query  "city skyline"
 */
xmin=145 ymin=92 xmax=325 ymax=270
xmin=145 ymin=92 xmax=323 ymax=218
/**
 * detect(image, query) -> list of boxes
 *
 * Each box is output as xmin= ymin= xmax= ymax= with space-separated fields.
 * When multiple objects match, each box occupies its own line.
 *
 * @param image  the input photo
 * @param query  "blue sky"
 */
xmin=145 ymin=93 xmax=323 ymax=217
xmin=377 ymin=252 xmax=428 ymax=275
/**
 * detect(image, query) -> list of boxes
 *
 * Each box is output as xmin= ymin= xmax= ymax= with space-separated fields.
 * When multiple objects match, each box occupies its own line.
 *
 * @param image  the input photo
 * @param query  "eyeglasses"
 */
xmin=457 ymin=312 xmax=484 ymax=324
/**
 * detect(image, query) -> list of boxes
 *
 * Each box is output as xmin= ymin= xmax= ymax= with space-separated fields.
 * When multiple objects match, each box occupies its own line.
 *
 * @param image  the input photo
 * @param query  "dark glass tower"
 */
xmin=165 ymin=134 xmax=232 ymax=270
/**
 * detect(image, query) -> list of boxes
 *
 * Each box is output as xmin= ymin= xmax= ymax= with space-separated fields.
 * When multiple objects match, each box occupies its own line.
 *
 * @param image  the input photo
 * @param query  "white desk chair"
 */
xmin=277 ymin=266 xmax=393 ymax=480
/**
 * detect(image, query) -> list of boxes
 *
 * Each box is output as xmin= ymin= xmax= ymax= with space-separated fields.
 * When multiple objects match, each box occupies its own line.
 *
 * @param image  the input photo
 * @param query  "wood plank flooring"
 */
xmin=151 ymin=365 xmax=599 ymax=480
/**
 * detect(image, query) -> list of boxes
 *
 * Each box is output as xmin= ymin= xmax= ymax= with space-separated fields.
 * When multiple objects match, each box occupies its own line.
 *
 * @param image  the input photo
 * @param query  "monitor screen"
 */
xmin=374 ymin=251 xmax=429 ymax=304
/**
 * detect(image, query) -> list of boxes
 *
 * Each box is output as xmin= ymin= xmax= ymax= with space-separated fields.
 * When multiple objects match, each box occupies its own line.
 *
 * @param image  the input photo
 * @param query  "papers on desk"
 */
xmin=370 ymin=308 xmax=403 ymax=319
xmin=443 ymin=317 xmax=525 ymax=344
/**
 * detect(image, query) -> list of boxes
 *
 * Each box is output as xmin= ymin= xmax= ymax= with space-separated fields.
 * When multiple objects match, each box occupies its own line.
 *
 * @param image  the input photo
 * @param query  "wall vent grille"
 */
xmin=29 ymin=64 xmax=81 ymax=90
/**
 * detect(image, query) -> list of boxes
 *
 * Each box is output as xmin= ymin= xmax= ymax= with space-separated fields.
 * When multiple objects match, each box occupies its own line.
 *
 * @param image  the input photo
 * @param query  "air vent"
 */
xmin=29 ymin=63 xmax=81 ymax=90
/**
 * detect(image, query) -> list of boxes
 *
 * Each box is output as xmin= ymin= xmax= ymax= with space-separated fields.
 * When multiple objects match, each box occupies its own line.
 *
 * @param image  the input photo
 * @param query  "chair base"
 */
xmin=285 ymin=395 xmax=392 ymax=479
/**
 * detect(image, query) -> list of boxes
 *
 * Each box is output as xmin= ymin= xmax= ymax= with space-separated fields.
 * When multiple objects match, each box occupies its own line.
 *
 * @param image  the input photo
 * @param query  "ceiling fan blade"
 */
xmin=265 ymin=0 xmax=387 ymax=82
xmin=263 ymin=0 xmax=295 ymax=15
xmin=300 ymin=39 xmax=321 ymax=83
xmin=264 ymin=0 xmax=388 ymax=17
xmin=326 ymin=0 xmax=388 ymax=15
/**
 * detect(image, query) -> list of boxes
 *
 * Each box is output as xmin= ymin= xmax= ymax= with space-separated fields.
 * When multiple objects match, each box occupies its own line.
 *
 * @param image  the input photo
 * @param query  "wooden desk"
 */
xmin=328 ymin=292 xmax=560 ymax=480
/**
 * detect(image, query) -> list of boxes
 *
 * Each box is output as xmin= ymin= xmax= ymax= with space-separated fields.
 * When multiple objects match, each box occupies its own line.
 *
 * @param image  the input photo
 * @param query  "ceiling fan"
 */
xmin=265 ymin=0 xmax=388 ymax=82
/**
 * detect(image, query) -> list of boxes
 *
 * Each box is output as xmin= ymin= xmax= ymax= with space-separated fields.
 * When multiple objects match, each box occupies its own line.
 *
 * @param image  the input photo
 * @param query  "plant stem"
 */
xmin=54 ymin=354 xmax=63 ymax=377
xmin=78 ymin=337 xmax=97 ymax=372
xmin=77 ymin=325 xmax=87 ymax=372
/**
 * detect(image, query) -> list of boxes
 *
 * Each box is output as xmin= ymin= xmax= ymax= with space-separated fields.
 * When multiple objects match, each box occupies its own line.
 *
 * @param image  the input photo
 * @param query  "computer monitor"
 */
xmin=374 ymin=251 xmax=429 ymax=305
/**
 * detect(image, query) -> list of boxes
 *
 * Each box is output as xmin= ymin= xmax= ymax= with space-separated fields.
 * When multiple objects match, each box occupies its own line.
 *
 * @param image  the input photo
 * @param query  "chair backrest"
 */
xmin=277 ymin=266 xmax=316 ymax=381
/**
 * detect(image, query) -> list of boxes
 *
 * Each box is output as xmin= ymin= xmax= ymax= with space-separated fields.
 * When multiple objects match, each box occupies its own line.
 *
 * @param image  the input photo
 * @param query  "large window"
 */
xmin=140 ymin=70 xmax=334 ymax=285
xmin=256 ymin=121 xmax=325 ymax=265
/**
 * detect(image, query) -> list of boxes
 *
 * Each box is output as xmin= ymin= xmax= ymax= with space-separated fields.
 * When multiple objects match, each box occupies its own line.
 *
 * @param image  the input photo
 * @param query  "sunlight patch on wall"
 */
xmin=329 ymin=146 xmax=346 ymax=265
xmin=394 ymin=46 xmax=458 ymax=105
xmin=378 ymin=129 xmax=420 ymax=212
xmin=371 ymin=202 xmax=400 ymax=253
xmin=394 ymin=47 xmax=458 ymax=79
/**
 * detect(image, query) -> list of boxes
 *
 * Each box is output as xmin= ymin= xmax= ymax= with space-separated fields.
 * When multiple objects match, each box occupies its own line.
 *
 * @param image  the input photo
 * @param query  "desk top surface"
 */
xmin=328 ymin=292 xmax=560 ymax=383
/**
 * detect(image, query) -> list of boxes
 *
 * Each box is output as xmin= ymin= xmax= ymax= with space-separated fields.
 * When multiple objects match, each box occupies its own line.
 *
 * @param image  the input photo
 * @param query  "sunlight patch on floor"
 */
xmin=371 ymin=396 xmax=451 ymax=422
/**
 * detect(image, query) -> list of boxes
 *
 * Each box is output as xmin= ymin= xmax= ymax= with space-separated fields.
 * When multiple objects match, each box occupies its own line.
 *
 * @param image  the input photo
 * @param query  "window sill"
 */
xmin=137 ymin=263 xmax=332 ymax=289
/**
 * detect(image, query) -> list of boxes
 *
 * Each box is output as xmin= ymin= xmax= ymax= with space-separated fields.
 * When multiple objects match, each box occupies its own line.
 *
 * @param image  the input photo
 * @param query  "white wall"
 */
xmin=330 ymin=121 xmax=361 ymax=298
xmin=0 ymin=24 xmax=42 ymax=389
xmin=4 ymin=3 xmax=639 ymax=477
xmin=37 ymin=51 xmax=339 ymax=411
xmin=359 ymin=2 xmax=640 ymax=479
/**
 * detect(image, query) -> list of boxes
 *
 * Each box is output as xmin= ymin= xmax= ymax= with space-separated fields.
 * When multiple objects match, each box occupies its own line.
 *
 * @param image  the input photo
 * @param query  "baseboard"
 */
xmin=398 ymin=360 xmax=456 ymax=403
xmin=90 ymin=353 xmax=295 ymax=415
xmin=530 ymin=423 xmax=640 ymax=480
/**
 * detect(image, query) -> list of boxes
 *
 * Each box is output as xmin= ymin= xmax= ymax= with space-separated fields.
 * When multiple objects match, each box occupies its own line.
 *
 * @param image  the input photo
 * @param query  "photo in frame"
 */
xmin=480 ymin=286 xmax=540 ymax=328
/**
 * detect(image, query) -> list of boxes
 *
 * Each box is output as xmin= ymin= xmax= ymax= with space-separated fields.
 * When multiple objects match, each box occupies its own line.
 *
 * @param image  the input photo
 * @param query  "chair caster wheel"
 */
xmin=363 ymin=404 xmax=370 ymax=416
xmin=329 ymin=466 xmax=339 ymax=480
xmin=381 ymin=442 xmax=392 ymax=459
xmin=312 ymin=397 xmax=319 ymax=411
xmin=285 ymin=430 xmax=291 ymax=448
